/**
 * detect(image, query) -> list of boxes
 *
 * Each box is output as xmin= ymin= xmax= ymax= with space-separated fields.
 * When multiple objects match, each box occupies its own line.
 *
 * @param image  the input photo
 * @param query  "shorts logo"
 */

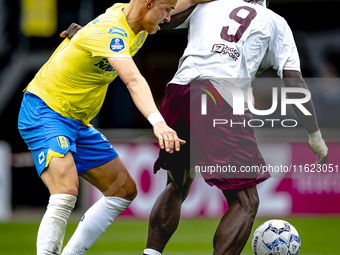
xmin=38 ymin=151 xmax=45 ymax=164
xmin=57 ymin=136 xmax=69 ymax=149
xmin=110 ymin=38 xmax=125 ymax=52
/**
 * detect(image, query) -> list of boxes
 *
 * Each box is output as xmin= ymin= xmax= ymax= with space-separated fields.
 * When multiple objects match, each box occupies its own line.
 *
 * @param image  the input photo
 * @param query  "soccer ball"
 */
xmin=251 ymin=219 xmax=301 ymax=255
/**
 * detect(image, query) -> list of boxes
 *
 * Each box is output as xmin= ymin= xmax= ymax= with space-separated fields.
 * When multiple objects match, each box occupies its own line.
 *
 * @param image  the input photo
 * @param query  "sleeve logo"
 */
xmin=109 ymin=27 xmax=127 ymax=38
xmin=110 ymin=38 xmax=125 ymax=52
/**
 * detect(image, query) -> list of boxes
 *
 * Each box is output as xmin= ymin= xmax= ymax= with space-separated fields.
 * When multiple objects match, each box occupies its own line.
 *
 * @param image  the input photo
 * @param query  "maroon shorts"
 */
xmin=154 ymin=81 xmax=270 ymax=190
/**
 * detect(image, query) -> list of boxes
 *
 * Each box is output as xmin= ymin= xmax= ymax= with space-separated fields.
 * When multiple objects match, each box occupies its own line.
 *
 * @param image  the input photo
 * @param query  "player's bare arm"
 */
xmin=282 ymin=70 xmax=328 ymax=164
xmin=60 ymin=23 xmax=82 ymax=39
xmin=170 ymin=0 xmax=214 ymax=16
xmin=107 ymin=57 xmax=186 ymax=153
xmin=59 ymin=0 xmax=215 ymax=37
xmin=160 ymin=5 xmax=196 ymax=29
xmin=283 ymin=70 xmax=319 ymax=133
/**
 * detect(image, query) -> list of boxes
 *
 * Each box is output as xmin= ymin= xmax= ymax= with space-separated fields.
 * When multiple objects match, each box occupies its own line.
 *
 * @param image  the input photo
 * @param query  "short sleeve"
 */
xmin=74 ymin=23 xmax=132 ymax=59
xmin=175 ymin=4 xmax=202 ymax=29
xmin=257 ymin=16 xmax=300 ymax=78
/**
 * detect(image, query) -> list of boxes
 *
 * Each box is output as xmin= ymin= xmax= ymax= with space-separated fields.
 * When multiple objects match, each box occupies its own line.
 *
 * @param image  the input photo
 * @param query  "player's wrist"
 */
xmin=308 ymin=129 xmax=322 ymax=141
xmin=148 ymin=112 xmax=165 ymax=126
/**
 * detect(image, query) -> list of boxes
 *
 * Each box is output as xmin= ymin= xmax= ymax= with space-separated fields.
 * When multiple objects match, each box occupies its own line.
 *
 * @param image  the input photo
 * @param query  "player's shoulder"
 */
xmin=79 ymin=4 xmax=129 ymax=37
xmin=98 ymin=4 xmax=128 ymax=26
xmin=263 ymin=8 xmax=289 ymax=29
xmin=105 ymin=3 xmax=128 ymax=15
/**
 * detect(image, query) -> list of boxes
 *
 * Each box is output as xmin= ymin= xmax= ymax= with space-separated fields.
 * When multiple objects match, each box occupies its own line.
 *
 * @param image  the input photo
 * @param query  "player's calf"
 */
xmin=61 ymin=196 xmax=132 ymax=255
xmin=213 ymin=186 xmax=259 ymax=255
xmin=37 ymin=194 xmax=77 ymax=255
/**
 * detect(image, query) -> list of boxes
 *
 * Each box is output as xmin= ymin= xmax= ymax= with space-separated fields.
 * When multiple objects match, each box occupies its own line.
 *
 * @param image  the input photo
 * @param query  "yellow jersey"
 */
xmin=24 ymin=3 xmax=148 ymax=126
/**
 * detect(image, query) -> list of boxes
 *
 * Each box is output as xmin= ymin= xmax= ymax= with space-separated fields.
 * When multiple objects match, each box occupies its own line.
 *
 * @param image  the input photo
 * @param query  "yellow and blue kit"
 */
xmin=18 ymin=4 xmax=148 ymax=175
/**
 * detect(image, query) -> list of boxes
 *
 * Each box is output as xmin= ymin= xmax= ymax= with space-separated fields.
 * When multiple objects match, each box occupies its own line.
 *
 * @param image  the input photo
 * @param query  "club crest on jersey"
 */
xmin=57 ymin=136 xmax=69 ymax=149
xmin=110 ymin=38 xmax=125 ymax=52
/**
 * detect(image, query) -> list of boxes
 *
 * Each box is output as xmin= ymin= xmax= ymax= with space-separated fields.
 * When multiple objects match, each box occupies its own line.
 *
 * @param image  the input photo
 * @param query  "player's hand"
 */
xmin=308 ymin=130 xmax=328 ymax=165
xmin=153 ymin=122 xmax=186 ymax=153
xmin=60 ymin=23 xmax=83 ymax=39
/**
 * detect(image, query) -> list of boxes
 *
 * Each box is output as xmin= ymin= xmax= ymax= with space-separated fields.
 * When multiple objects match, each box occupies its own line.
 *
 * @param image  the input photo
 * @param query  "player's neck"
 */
xmin=123 ymin=3 xmax=145 ymax=34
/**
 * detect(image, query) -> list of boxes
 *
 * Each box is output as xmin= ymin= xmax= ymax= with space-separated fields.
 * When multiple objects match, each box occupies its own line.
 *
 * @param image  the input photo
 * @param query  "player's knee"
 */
xmin=110 ymin=176 xmax=137 ymax=201
xmin=58 ymin=186 xmax=79 ymax=198
xmin=59 ymin=178 xmax=79 ymax=197
xmin=242 ymin=189 xmax=259 ymax=219
xmin=167 ymin=170 xmax=192 ymax=201
xmin=47 ymin=181 xmax=79 ymax=198
xmin=250 ymin=195 xmax=259 ymax=218
xmin=68 ymin=187 xmax=79 ymax=198
xmin=229 ymin=187 xmax=259 ymax=219
xmin=167 ymin=182 xmax=183 ymax=201
xmin=123 ymin=177 xmax=137 ymax=201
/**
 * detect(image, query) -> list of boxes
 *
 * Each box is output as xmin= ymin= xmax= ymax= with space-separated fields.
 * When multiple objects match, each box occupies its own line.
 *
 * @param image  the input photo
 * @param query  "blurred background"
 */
xmin=0 ymin=0 xmax=340 ymax=254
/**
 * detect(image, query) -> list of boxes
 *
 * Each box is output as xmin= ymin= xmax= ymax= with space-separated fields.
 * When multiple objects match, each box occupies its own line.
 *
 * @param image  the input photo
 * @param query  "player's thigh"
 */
xmin=41 ymin=151 xmax=79 ymax=197
xmin=73 ymin=127 xmax=135 ymax=199
xmin=18 ymin=93 xmax=80 ymax=195
xmin=189 ymin=81 xmax=270 ymax=189
xmin=81 ymin=156 xmax=137 ymax=200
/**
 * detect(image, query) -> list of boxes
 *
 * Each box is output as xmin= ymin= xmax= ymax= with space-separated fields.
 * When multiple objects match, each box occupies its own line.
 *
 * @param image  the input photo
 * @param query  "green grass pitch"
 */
xmin=0 ymin=218 xmax=340 ymax=254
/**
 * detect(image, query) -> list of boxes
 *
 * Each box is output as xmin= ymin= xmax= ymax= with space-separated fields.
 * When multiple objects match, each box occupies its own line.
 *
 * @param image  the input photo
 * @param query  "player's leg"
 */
xmin=188 ymin=81 xmax=269 ymax=255
xmin=144 ymin=168 xmax=194 ymax=255
xmin=61 ymin=128 xmax=136 ymax=255
xmin=144 ymin=83 xmax=192 ymax=255
xmin=61 ymin=156 xmax=136 ymax=255
xmin=18 ymin=93 xmax=79 ymax=255
xmin=37 ymin=152 xmax=79 ymax=255
xmin=213 ymin=186 xmax=259 ymax=255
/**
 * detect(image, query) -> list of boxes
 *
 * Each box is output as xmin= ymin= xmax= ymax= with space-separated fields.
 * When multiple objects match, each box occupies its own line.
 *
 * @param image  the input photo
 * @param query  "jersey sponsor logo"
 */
xmin=57 ymin=136 xmax=69 ymax=149
xmin=211 ymin=44 xmax=240 ymax=61
xmin=109 ymin=27 xmax=127 ymax=38
xmin=243 ymin=0 xmax=265 ymax=6
xmin=93 ymin=58 xmax=118 ymax=78
xmin=38 ymin=151 xmax=45 ymax=164
xmin=110 ymin=38 xmax=125 ymax=52
xmin=94 ymin=58 xmax=115 ymax=72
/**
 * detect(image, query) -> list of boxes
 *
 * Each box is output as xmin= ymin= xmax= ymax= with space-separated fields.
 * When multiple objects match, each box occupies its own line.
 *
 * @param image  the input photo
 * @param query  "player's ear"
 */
xmin=146 ymin=0 xmax=156 ymax=10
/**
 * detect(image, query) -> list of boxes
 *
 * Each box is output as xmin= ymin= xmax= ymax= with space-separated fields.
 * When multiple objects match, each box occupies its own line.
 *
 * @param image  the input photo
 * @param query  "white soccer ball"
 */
xmin=251 ymin=219 xmax=301 ymax=255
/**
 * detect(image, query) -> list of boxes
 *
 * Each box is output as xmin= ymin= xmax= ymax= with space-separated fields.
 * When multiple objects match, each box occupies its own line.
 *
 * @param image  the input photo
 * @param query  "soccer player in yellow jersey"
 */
xmin=17 ymin=0 xmax=209 ymax=254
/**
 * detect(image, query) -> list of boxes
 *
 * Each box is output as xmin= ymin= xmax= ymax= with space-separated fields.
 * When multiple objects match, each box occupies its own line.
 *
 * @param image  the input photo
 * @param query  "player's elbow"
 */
xmin=125 ymin=76 xmax=144 ymax=93
xmin=283 ymin=70 xmax=307 ymax=89
xmin=284 ymin=78 xmax=307 ymax=90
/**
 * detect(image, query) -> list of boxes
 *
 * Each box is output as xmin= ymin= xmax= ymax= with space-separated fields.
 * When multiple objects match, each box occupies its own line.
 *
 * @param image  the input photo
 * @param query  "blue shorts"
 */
xmin=18 ymin=92 xmax=118 ymax=176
